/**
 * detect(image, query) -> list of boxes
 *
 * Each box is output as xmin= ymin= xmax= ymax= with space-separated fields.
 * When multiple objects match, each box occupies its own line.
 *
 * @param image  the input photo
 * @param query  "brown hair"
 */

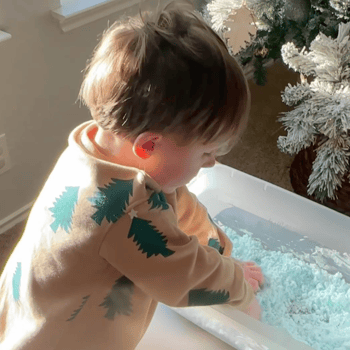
xmin=77 ymin=0 xmax=251 ymax=149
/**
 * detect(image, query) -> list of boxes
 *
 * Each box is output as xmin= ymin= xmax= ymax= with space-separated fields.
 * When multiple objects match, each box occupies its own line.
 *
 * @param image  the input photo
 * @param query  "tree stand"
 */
xmin=290 ymin=142 xmax=350 ymax=217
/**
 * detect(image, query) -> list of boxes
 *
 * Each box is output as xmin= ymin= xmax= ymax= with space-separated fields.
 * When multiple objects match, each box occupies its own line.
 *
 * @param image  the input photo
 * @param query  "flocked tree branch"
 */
xmin=278 ymin=22 xmax=350 ymax=201
xmin=201 ymin=0 xmax=350 ymax=85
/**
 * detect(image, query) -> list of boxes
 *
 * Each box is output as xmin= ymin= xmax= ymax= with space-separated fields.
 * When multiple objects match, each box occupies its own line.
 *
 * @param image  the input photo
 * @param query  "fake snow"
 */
xmin=215 ymin=208 xmax=350 ymax=350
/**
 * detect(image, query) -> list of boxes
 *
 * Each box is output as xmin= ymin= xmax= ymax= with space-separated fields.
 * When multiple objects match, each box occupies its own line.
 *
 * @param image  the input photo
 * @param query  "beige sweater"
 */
xmin=0 ymin=121 xmax=254 ymax=350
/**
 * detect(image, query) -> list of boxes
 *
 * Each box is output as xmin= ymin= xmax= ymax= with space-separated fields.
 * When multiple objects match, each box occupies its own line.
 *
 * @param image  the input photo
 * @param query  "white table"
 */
xmin=136 ymin=303 xmax=237 ymax=350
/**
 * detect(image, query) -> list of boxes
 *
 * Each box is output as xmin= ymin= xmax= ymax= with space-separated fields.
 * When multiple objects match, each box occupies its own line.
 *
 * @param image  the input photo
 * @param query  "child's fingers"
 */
xmin=248 ymin=271 xmax=264 ymax=285
xmin=243 ymin=261 xmax=261 ymax=271
xmin=242 ymin=262 xmax=262 ymax=275
xmin=243 ymin=264 xmax=264 ymax=285
xmin=250 ymin=266 xmax=264 ymax=280
xmin=253 ymin=271 xmax=265 ymax=285
xmin=246 ymin=262 xmax=262 ymax=272
xmin=247 ymin=278 xmax=260 ymax=293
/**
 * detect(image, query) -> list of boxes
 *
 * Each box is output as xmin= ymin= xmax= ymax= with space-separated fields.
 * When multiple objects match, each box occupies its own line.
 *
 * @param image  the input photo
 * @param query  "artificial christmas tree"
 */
xmin=199 ymin=0 xmax=350 ymax=85
xmin=278 ymin=21 xmax=350 ymax=216
xmin=197 ymin=0 xmax=350 ymax=215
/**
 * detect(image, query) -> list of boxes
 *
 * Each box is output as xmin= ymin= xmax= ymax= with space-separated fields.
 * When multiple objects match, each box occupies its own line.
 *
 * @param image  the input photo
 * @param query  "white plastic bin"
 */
xmin=166 ymin=163 xmax=350 ymax=350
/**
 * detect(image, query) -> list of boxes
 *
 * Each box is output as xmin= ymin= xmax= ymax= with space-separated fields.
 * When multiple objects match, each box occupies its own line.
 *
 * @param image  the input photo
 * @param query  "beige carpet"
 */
xmin=217 ymin=58 xmax=301 ymax=193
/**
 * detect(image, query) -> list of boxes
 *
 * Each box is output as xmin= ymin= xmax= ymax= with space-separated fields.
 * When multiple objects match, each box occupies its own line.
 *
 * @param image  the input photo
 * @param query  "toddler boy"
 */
xmin=0 ymin=1 xmax=264 ymax=349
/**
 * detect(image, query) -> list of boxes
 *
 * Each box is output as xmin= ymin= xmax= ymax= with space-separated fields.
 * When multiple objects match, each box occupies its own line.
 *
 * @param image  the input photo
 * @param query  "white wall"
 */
xmin=0 ymin=0 xmax=172 ymax=232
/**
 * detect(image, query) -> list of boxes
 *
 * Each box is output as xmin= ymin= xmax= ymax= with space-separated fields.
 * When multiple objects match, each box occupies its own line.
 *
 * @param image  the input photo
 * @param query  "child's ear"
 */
xmin=133 ymin=133 xmax=161 ymax=159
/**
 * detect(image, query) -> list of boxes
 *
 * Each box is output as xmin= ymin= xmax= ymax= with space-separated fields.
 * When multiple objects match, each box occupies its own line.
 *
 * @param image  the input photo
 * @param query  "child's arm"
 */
xmin=176 ymin=185 xmax=233 ymax=257
xmin=99 ymin=189 xmax=254 ymax=311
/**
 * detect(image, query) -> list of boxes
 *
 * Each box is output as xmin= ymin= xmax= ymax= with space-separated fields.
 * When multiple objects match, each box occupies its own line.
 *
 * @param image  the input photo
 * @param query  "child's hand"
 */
xmin=241 ymin=261 xmax=265 ymax=293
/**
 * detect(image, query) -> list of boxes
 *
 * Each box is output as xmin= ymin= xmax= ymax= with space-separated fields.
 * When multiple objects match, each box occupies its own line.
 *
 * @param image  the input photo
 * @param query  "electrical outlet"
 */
xmin=0 ymin=134 xmax=12 ymax=175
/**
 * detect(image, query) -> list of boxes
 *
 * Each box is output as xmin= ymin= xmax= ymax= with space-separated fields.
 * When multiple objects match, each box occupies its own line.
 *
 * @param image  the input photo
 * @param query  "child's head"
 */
xmin=77 ymin=0 xmax=251 ymax=193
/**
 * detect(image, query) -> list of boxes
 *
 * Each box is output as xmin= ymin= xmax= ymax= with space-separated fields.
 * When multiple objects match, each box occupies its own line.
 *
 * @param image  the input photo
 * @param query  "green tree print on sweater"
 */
xmin=126 ymin=188 xmax=174 ymax=258
xmin=148 ymin=191 xmax=169 ymax=210
xmin=128 ymin=217 xmax=175 ymax=258
xmin=188 ymin=288 xmax=230 ymax=306
xmin=99 ymin=276 xmax=134 ymax=320
xmin=12 ymin=262 xmax=21 ymax=302
xmin=208 ymin=238 xmax=224 ymax=255
xmin=49 ymin=186 xmax=79 ymax=233
xmin=207 ymin=212 xmax=224 ymax=255
xmin=66 ymin=295 xmax=91 ymax=322
xmin=88 ymin=179 xmax=134 ymax=226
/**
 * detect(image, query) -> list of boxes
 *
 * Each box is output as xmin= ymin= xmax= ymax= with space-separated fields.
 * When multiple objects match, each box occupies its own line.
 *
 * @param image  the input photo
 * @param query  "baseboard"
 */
xmin=0 ymin=201 xmax=34 ymax=235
